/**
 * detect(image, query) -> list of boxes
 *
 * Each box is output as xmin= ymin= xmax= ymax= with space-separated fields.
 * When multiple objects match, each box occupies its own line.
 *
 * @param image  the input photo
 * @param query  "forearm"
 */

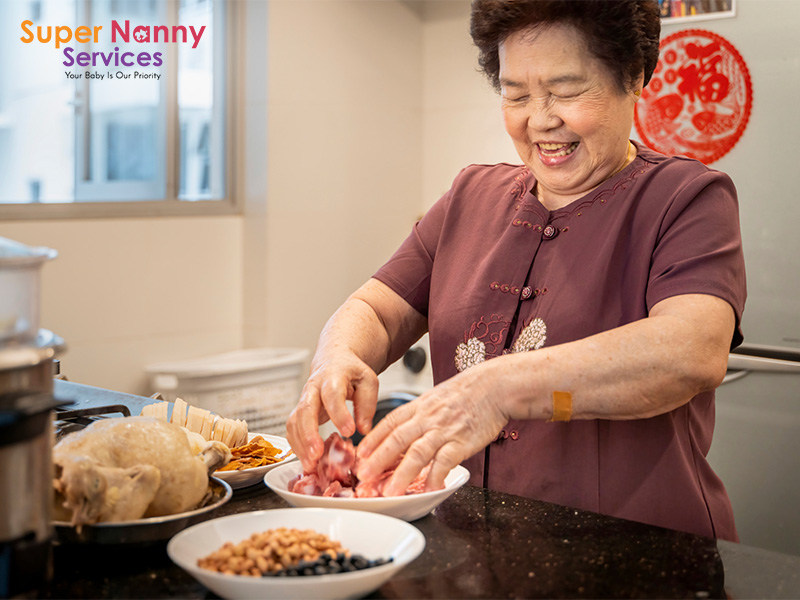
xmin=312 ymin=278 xmax=426 ymax=375
xmin=488 ymin=296 xmax=734 ymax=421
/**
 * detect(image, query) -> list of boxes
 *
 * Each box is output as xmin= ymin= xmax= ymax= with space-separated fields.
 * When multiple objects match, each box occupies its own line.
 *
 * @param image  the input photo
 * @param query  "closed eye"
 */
xmin=552 ymin=87 xmax=583 ymax=99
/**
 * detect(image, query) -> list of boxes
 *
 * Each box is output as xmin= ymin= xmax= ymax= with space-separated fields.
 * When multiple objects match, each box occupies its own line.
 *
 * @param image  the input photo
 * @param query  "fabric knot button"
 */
xmin=542 ymin=224 xmax=558 ymax=239
xmin=521 ymin=286 xmax=533 ymax=300
xmin=490 ymin=282 xmax=500 ymax=290
xmin=500 ymin=284 xmax=510 ymax=293
xmin=509 ymin=430 xmax=519 ymax=440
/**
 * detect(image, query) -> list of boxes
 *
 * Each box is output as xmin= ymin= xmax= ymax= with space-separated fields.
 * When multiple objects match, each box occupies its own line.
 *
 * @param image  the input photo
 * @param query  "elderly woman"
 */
xmin=286 ymin=0 xmax=746 ymax=541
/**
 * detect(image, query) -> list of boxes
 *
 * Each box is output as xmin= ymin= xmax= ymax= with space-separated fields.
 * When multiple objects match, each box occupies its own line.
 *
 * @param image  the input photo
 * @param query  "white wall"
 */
xmin=259 ymin=0 xmax=424 ymax=353
xmin=420 ymin=0 xmax=517 ymax=210
xmin=0 ymin=218 xmax=243 ymax=394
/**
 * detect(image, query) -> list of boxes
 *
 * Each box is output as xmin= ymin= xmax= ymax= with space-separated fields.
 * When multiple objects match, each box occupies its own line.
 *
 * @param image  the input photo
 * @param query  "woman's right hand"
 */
xmin=286 ymin=277 xmax=428 ymax=473
xmin=285 ymin=351 xmax=380 ymax=473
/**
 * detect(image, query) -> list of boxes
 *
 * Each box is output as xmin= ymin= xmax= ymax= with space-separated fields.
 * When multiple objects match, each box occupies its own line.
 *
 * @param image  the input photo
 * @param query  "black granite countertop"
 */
xmin=43 ymin=380 xmax=800 ymax=599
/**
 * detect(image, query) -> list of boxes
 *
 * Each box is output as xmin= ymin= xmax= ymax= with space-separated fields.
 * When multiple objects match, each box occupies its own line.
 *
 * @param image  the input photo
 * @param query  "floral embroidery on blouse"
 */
xmin=455 ymin=316 xmax=547 ymax=372
xmin=454 ymin=314 xmax=510 ymax=372
xmin=454 ymin=337 xmax=486 ymax=372
xmin=510 ymin=317 xmax=547 ymax=353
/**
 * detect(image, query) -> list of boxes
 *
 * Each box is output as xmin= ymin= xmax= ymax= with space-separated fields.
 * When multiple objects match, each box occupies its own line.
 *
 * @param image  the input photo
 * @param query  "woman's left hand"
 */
xmin=355 ymin=363 xmax=508 ymax=496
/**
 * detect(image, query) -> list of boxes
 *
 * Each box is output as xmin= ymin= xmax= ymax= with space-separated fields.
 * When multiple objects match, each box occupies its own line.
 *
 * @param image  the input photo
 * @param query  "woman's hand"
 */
xmin=284 ymin=279 xmax=427 ymax=474
xmin=286 ymin=351 xmax=379 ymax=473
xmin=355 ymin=363 xmax=508 ymax=496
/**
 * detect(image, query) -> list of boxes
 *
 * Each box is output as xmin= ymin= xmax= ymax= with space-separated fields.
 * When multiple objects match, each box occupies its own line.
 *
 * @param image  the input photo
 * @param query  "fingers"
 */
xmin=319 ymin=376 xmax=357 ymax=438
xmin=355 ymin=373 xmax=506 ymax=495
xmin=285 ymin=385 xmax=326 ymax=473
xmin=352 ymin=371 xmax=379 ymax=435
xmin=423 ymin=443 xmax=463 ymax=492
xmin=378 ymin=434 xmax=463 ymax=496
xmin=381 ymin=432 xmax=445 ymax=496
xmin=355 ymin=396 xmax=400 ymax=460
xmin=294 ymin=362 xmax=378 ymax=469
xmin=356 ymin=403 xmax=424 ymax=482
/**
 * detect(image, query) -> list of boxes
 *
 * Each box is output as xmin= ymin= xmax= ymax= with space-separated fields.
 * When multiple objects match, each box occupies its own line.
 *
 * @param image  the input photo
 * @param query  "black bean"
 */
xmin=268 ymin=554 xmax=393 ymax=577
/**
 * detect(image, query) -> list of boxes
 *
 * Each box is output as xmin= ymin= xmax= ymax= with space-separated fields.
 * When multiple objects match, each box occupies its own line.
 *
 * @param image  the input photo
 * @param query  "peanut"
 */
xmin=197 ymin=527 xmax=348 ymax=577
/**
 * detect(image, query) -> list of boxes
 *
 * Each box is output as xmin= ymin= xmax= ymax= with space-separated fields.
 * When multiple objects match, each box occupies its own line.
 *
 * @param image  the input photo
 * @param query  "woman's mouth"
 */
xmin=537 ymin=141 xmax=579 ymax=156
xmin=536 ymin=141 xmax=579 ymax=166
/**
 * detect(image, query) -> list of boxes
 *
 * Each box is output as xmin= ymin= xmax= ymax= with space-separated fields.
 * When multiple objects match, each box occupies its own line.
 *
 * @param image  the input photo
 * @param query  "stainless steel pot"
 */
xmin=0 ymin=237 xmax=64 ymax=597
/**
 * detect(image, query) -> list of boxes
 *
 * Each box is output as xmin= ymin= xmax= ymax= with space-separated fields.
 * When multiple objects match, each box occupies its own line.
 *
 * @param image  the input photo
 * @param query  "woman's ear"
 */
xmin=633 ymin=72 xmax=646 ymax=100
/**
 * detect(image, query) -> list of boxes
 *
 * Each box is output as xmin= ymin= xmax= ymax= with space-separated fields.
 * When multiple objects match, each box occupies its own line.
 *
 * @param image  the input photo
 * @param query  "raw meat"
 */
xmin=288 ymin=433 xmax=435 ymax=498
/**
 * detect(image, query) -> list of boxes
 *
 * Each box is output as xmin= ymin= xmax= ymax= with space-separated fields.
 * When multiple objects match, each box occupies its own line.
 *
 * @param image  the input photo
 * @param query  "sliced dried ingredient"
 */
xmin=217 ymin=435 xmax=290 ymax=471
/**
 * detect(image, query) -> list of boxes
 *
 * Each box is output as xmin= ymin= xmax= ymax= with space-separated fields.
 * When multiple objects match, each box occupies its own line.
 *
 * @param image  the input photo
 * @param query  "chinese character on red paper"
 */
xmin=634 ymin=29 xmax=752 ymax=164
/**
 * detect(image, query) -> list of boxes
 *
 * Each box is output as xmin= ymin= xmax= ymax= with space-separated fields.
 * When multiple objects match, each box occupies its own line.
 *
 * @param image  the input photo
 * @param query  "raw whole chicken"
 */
xmin=53 ymin=416 xmax=231 ymax=528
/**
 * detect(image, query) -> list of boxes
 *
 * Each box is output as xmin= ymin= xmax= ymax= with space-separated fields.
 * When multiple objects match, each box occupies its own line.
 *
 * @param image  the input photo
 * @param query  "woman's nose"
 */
xmin=527 ymin=102 xmax=562 ymax=132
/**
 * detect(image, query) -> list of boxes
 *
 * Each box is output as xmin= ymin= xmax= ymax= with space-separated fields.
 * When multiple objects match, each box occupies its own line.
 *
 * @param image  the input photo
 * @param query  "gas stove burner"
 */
xmin=54 ymin=404 xmax=131 ymax=439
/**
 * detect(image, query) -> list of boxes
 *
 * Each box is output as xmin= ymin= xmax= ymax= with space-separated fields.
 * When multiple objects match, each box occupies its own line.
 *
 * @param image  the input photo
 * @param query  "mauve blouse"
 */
xmin=373 ymin=143 xmax=746 ymax=541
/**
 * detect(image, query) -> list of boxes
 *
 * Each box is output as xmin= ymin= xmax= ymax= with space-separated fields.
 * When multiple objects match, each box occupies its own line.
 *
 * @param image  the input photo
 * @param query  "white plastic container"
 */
xmin=0 ymin=237 xmax=57 ymax=343
xmin=145 ymin=348 xmax=309 ymax=436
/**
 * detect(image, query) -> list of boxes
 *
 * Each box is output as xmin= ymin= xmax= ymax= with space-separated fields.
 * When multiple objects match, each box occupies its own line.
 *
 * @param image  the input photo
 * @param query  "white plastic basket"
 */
xmin=145 ymin=348 xmax=309 ymax=436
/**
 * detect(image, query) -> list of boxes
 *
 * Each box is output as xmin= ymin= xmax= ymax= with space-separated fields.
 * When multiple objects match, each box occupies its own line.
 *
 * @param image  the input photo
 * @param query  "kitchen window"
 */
xmin=0 ymin=0 xmax=235 ymax=218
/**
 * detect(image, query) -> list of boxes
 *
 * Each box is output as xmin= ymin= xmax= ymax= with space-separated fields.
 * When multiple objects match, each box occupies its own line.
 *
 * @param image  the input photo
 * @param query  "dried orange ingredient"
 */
xmin=217 ymin=435 xmax=291 ymax=471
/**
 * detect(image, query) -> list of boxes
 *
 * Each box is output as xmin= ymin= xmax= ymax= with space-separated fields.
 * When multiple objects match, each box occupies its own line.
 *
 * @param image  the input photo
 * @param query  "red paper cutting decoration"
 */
xmin=634 ymin=29 xmax=753 ymax=164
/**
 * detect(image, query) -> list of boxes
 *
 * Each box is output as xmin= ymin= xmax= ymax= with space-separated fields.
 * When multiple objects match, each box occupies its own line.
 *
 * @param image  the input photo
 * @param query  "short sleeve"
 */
xmin=645 ymin=170 xmax=747 ymax=348
xmin=372 ymin=180 xmax=459 ymax=317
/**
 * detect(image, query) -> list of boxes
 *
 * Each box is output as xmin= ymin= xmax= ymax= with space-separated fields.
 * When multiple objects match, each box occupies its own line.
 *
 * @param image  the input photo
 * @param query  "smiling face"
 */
xmin=499 ymin=24 xmax=641 ymax=210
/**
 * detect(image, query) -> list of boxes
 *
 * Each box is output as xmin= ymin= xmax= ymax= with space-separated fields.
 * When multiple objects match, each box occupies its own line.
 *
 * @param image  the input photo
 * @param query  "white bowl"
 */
xmin=214 ymin=433 xmax=297 ymax=490
xmin=167 ymin=507 xmax=425 ymax=600
xmin=264 ymin=462 xmax=469 ymax=522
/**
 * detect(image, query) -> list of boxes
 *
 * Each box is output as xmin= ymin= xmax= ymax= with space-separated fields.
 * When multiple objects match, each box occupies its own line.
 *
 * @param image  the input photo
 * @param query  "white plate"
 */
xmin=264 ymin=462 xmax=469 ymax=522
xmin=213 ymin=433 xmax=297 ymax=490
xmin=167 ymin=507 xmax=425 ymax=600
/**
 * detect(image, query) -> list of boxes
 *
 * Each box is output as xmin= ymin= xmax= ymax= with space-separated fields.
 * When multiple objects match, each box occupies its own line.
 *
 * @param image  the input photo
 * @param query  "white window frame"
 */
xmin=0 ymin=0 xmax=238 ymax=220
